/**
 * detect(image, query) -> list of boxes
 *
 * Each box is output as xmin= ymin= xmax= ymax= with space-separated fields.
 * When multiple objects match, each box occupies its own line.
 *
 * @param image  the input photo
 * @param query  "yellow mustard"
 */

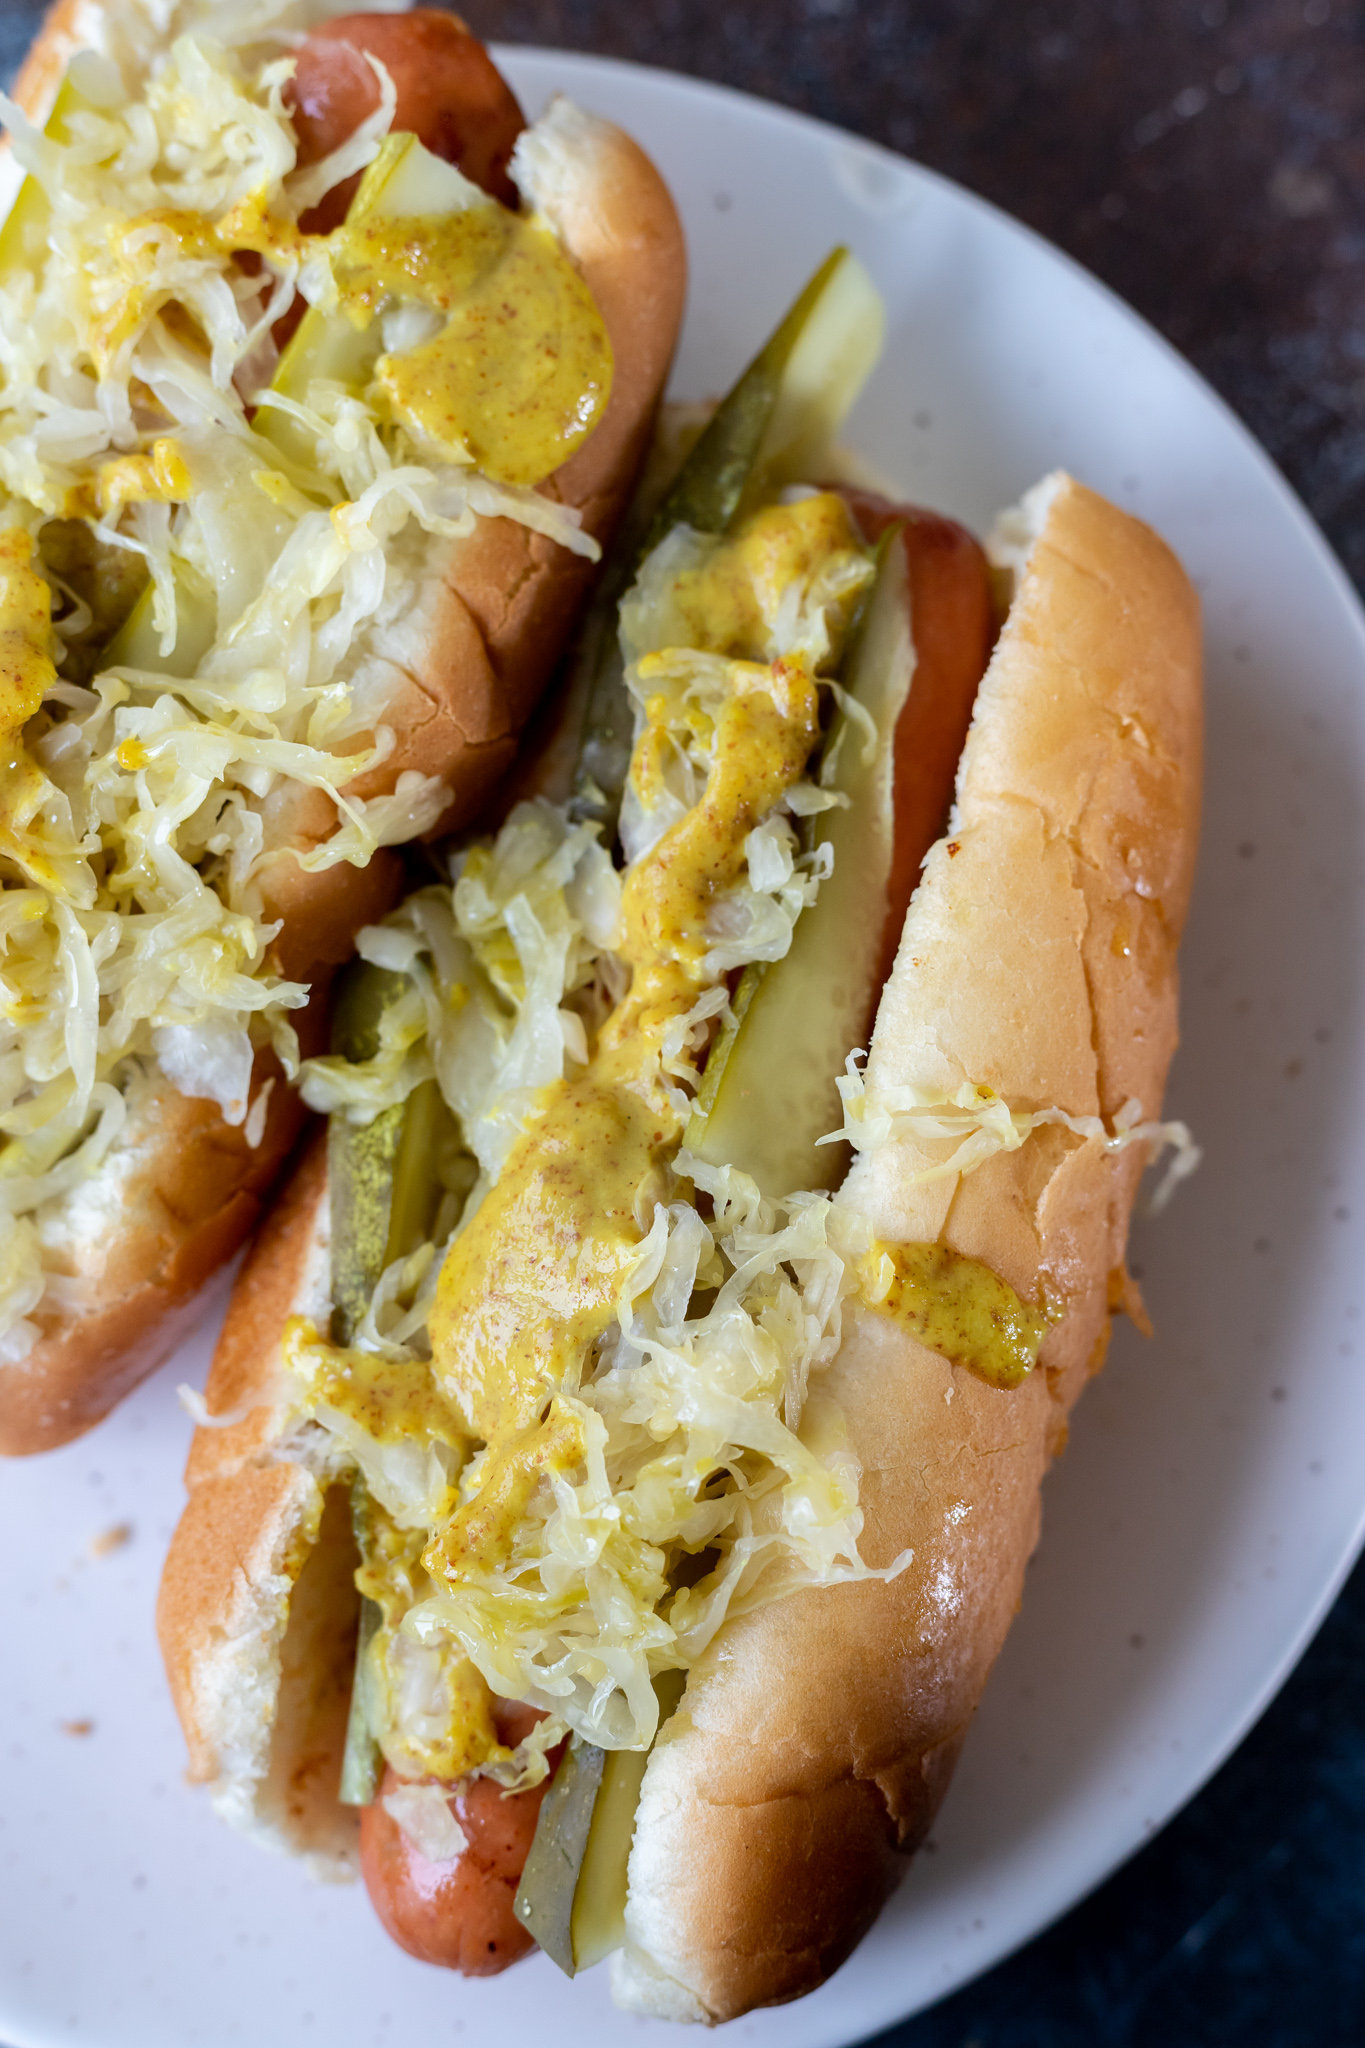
xmin=93 ymin=176 xmax=611 ymax=491
xmin=669 ymin=491 xmax=866 ymax=659
xmin=434 ymin=1398 xmax=586 ymax=1578
xmin=0 ymin=529 xmax=55 ymax=741
xmin=857 ymin=1242 xmax=1054 ymax=1389
xmin=428 ymin=1079 xmax=671 ymax=1445
xmin=355 ymin=1496 xmax=506 ymax=1783
xmin=333 ymin=206 xmax=612 ymax=487
xmin=286 ymin=1316 xmax=468 ymax=1460
xmin=316 ymin=501 xmax=859 ymax=1778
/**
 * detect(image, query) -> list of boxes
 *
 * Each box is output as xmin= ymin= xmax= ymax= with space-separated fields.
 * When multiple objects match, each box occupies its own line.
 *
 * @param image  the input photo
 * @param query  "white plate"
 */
xmin=3 ymin=47 xmax=1365 ymax=2048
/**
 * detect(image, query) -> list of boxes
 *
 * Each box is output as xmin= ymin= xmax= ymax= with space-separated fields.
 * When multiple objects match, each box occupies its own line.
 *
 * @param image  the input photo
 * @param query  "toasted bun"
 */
xmin=155 ymin=1131 xmax=363 ymax=1872
xmin=611 ymin=473 xmax=1203 ymax=2022
xmin=2 ymin=12 xmax=685 ymax=1446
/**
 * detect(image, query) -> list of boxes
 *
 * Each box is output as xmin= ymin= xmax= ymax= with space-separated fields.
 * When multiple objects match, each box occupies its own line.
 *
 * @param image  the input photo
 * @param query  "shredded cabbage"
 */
xmin=299 ymin=798 xmax=622 ymax=1184
xmin=0 ymin=12 xmax=601 ymax=1355
xmin=829 ymin=1055 xmax=1202 ymax=1210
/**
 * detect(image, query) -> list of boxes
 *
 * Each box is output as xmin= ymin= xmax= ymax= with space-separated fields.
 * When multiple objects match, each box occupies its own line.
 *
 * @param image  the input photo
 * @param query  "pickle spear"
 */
xmin=338 ymin=1477 xmax=383 ymax=1806
xmin=102 ymin=564 xmax=217 ymax=679
xmin=329 ymin=964 xmax=460 ymax=1801
xmin=645 ymin=244 xmax=882 ymax=551
xmin=569 ymin=247 xmax=884 ymax=832
xmin=327 ymin=960 xmax=457 ymax=1344
xmin=261 ymin=134 xmax=481 ymax=475
xmin=513 ymin=1670 xmax=686 ymax=1975
xmin=328 ymin=961 xmax=410 ymax=1344
xmin=686 ymin=531 xmax=914 ymax=1197
xmin=512 ymin=1736 xmax=607 ymax=1972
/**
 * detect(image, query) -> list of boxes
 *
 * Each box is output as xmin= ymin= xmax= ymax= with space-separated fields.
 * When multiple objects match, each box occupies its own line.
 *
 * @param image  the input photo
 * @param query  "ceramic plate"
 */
xmin=4 ymin=47 xmax=1365 ymax=2048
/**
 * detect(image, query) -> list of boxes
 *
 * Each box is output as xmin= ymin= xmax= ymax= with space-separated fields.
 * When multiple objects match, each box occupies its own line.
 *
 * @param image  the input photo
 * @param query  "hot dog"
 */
xmin=0 ymin=2 xmax=685 ymax=1452
xmin=287 ymin=11 xmax=523 ymax=228
xmin=157 ymin=251 xmax=1201 ymax=2016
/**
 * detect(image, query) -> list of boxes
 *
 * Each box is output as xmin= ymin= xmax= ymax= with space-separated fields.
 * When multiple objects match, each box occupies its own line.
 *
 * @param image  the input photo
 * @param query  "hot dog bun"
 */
xmin=613 ymin=472 xmax=1201 ymax=2020
xmin=156 ymin=471 xmax=1201 ymax=2010
xmin=154 ymin=1132 xmax=365 ymax=1871
xmin=0 ymin=5 xmax=685 ymax=1452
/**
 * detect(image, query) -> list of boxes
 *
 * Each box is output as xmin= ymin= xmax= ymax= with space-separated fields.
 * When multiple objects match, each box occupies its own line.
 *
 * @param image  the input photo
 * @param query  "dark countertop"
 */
xmin=3 ymin=3 xmax=1363 ymax=2043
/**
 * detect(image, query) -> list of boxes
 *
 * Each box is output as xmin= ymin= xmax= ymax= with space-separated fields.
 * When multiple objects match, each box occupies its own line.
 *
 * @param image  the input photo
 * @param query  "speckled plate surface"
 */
xmin=4 ymin=47 xmax=1365 ymax=2048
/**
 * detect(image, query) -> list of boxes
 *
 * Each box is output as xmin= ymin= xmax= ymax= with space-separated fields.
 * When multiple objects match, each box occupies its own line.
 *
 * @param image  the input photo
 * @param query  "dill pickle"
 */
xmin=686 ymin=533 xmax=913 ymax=1196
xmin=339 ymin=1478 xmax=383 ymax=1806
xmin=262 ymin=135 xmax=493 ymax=474
xmin=569 ymin=247 xmax=884 ymax=833
xmin=513 ymin=1670 xmax=686 ymax=1976
xmin=328 ymin=962 xmax=409 ymax=1345
xmin=102 ymin=562 xmax=217 ymax=680
xmin=512 ymin=1736 xmax=606 ymax=1973
xmin=641 ymin=246 xmax=882 ymax=553
xmin=328 ymin=958 xmax=467 ymax=1341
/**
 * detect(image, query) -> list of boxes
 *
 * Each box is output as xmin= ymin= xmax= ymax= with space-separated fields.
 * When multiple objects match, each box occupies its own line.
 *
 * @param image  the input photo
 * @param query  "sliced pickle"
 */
xmin=261 ymin=135 xmax=481 ymax=474
xmin=327 ymin=963 xmax=466 ymax=1798
xmin=338 ymin=1480 xmax=383 ymax=1806
xmin=571 ymin=1667 xmax=687 ymax=1970
xmin=329 ymin=1095 xmax=405 ymax=1349
xmin=101 ymin=562 xmax=217 ymax=679
xmin=686 ymin=533 xmax=914 ymax=1196
xmin=512 ymin=1736 xmax=607 ymax=1973
xmin=328 ymin=959 xmax=464 ymax=1341
xmin=642 ymin=246 xmax=881 ymax=553
xmin=384 ymin=1077 xmax=451 ymax=1266
xmin=327 ymin=962 xmax=409 ymax=1344
xmin=514 ymin=1670 xmax=686 ymax=1975
xmin=569 ymin=247 xmax=884 ymax=833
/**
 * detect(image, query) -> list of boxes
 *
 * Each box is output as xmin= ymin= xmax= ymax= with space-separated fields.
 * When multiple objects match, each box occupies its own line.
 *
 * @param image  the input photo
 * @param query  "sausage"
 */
xmin=286 ymin=10 xmax=525 ymax=232
xmin=359 ymin=1706 xmax=558 ymax=1975
xmin=834 ymin=486 xmax=997 ymax=993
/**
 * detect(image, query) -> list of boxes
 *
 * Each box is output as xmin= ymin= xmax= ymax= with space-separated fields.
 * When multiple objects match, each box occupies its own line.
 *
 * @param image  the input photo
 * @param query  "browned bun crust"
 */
xmin=261 ymin=843 xmax=403 ymax=988
xmin=156 ymin=1131 xmax=362 ymax=1871
xmin=613 ymin=473 xmax=1203 ymax=2022
xmin=0 ymin=993 xmax=332 ymax=1457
